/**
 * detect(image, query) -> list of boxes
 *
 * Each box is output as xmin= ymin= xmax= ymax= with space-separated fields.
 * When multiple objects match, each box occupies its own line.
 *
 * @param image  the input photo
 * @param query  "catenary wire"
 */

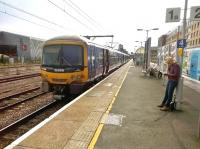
xmin=67 ymin=0 xmax=105 ymax=30
xmin=48 ymin=0 xmax=96 ymax=33
xmin=63 ymin=0 xmax=104 ymax=32
xmin=0 ymin=0 xmax=70 ymax=31
xmin=0 ymin=10 xmax=62 ymax=33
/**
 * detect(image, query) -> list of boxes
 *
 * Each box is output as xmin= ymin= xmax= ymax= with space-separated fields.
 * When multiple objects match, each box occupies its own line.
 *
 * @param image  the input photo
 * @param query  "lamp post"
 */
xmin=137 ymin=28 xmax=159 ymax=70
xmin=176 ymin=0 xmax=188 ymax=110
xmin=137 ymin=28 xmax=159 ymax=40
xmin=135 ymin=41 xmax=145 ymax=47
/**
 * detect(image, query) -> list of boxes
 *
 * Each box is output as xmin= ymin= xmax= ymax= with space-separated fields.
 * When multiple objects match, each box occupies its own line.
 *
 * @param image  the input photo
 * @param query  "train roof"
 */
xmin=45 ymin=35 xmax=129 ymax=56
xmin=46 ymin=35 xmax=88 ymax=43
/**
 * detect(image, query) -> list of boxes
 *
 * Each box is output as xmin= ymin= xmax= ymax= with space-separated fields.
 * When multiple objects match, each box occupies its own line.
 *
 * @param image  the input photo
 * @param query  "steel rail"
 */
xmin=0 ymin=73 xmax=40 ymax=83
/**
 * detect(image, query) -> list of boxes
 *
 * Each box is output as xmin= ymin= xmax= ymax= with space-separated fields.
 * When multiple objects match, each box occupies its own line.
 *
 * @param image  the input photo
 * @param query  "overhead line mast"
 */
xmin=83 ymin=35 xmax=114 ymax=48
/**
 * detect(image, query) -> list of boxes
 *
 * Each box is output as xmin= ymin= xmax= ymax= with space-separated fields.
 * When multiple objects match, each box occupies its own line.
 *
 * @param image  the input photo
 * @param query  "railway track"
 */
xmin=0 ymin=94 xmax=75 ymax=148
xmin=0 ymin=65 xmax=118 ymax=148
xmin=0 ymin=76 xmax=41 ymax=95
xmin=0 ymin=64 xmax=40 ymax=69
xmin=0 ymin=73 xmax=40 ymax=83
xmin=0 ymin=89 xmax=45 ymax=111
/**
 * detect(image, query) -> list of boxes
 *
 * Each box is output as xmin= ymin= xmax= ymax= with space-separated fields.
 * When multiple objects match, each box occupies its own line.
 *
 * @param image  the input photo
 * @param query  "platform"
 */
xmin=95 ymin=64 xmax=200 ymax=149
xmin=6 ymin=62 xmax=130 ymax=149
xmin=6 ymin=61 xmax=200 ymax=149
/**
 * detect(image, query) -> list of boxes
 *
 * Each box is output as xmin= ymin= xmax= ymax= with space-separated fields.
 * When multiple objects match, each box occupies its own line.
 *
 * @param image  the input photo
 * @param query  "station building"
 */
xmin=157 ymin=21 xmax=200 ymax=80
xmin=0 ymin=31 xmax=44 ymax=62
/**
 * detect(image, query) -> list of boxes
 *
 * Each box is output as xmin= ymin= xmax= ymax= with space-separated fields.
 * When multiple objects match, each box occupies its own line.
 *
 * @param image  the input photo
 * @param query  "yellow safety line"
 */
xmin=88 ymin=65 xmax=130 ymax=149
xmin=88 ymin=124 xmax=104 ymax=149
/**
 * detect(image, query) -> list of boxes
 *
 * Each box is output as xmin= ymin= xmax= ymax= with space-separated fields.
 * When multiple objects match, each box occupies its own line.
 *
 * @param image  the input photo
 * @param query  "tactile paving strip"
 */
xmin=65 ymin=111 xmax=103 ymax=148
xmin=63 ymin=140 xmax=88 ymax=149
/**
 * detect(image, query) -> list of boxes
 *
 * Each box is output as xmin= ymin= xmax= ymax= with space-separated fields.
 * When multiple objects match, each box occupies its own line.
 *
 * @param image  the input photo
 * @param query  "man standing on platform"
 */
xmin=158 ymin=56 xmax=180 ymax=111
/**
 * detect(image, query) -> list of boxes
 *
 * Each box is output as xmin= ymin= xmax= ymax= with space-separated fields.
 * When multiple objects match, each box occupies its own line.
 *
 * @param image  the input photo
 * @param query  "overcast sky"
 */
xmin=0 ymin=0 xmax=199 ymax=53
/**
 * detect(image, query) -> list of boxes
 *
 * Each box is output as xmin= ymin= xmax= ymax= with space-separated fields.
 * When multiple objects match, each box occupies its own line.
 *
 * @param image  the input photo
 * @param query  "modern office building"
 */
xmin=0 ymin=31 xmax=44 ymax=61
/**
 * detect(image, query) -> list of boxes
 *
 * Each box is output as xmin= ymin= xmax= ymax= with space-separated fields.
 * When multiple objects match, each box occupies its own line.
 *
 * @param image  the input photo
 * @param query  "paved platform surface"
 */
xmin=7 ymin=62 xmax=130 ymax=149
xmin=6 ymin=61 xmax=200 ymax=149
xmin=95 ymin=63 xmax=200 ymax=149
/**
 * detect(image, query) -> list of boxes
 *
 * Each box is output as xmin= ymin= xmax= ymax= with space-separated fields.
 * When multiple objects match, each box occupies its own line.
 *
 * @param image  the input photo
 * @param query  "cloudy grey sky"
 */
xmin=0 ymin=0 xmax=199 ymax=53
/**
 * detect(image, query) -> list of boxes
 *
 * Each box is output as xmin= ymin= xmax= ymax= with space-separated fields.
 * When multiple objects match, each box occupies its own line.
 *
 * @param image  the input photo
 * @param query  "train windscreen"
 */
xmin=42 ymin=45 xmax=83 ymax=68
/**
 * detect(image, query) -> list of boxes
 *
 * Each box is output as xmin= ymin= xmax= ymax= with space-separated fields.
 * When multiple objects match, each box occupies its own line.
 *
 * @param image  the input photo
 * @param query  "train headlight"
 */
xmin=77 ymin=75 xmax=81 ymax=80
xmin=41 ymin=67 xmax=47 ymax=71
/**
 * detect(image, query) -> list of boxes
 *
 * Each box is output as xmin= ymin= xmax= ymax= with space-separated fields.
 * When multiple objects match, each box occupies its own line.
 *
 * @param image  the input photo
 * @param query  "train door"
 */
xmin=88 ymin=45 xmax=95 ymax=80
xmin=91 ymin=46 xmax=96 ymax=79
xmin=102 ymin=49 xmax=106 ymax=75
xmin=88 ymin=46 xmax=92 ymax=80
xmin=105 ymin=50 xmax=109 ymax=73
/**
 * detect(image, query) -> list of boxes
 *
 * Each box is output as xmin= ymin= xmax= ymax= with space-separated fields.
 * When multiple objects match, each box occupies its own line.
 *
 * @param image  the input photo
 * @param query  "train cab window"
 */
xmin=42 ymin=45 xmax=83 ymax=68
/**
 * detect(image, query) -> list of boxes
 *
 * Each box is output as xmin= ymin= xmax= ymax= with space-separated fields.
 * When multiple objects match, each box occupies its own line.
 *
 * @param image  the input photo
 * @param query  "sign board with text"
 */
xmin=177 ymin=39 xmax=186 ymax=48
xmin=190 ymin=6 xmax=200 ymax=21
xmin=165 ymin=8 xmax=181 ymax=23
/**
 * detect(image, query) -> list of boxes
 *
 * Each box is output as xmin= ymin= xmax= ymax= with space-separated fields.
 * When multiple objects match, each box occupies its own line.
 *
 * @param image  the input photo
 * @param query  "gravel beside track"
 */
xmin=0 ymin=76 xmax=41 ymax=94
xmin=0 ymin=93 xmax=54 ymax=130
xmin=0 ymin=65 xmax=40 ymax=79
xmin=0 ymin=93 xmax=75 ymax=148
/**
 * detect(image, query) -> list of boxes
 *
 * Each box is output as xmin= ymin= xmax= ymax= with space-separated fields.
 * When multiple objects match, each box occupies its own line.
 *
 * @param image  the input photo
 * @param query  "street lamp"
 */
xmin=135 ymin=41 xmax=145 ymax=47
xmin=137 ymin=28 xmax=159 ymax=70
xmin=137 ymin=28 xmax=159 ymax=40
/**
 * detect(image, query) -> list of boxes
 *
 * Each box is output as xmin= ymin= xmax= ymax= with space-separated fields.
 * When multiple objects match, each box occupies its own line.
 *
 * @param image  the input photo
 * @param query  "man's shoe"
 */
xmin=160 ymin=106 xmax=170 ymax=111
xmin=157 ymin=104 xmax=164 ymax=108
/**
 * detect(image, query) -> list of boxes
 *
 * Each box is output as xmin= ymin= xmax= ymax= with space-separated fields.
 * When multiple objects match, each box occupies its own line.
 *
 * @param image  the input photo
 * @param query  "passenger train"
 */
xmin=41 ymin=35 xmax=129 ymax=96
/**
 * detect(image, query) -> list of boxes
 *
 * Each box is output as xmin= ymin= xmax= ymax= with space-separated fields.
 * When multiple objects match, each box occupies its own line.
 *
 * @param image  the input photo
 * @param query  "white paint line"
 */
xmin=183 ymin=75 xmax=200 ymax=84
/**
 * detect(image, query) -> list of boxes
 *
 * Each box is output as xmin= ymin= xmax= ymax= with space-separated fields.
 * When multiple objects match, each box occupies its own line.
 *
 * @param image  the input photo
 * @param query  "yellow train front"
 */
xmin=41 ymin=35 xmax=129 ymax=96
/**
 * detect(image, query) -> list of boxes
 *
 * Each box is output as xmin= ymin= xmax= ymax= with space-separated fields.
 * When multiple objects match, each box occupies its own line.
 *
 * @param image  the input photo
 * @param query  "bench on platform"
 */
xmin=142 ymin=70 xmax=148 ymax=76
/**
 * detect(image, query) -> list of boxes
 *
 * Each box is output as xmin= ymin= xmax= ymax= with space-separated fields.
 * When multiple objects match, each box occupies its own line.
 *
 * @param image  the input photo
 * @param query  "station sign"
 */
xmin=178 ymin=48 xmax=183 ymax=57
xmin=190 ymin=6 xmax=200 ymax=21
xmin=177 ymin=39 xmax=186 ymax=48
xmin=165 ymin=8 xmax=181 ymax=23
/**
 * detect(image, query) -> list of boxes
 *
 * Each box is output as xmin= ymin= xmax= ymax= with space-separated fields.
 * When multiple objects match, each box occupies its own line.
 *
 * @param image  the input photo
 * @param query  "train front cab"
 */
xmin=41 ymin=40 xmax=89 ymax=95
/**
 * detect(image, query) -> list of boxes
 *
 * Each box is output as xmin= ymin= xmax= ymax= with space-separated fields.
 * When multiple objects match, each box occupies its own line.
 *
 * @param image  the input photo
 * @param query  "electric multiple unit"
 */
xmin=41 ymin=35 xmax=129 ymax=96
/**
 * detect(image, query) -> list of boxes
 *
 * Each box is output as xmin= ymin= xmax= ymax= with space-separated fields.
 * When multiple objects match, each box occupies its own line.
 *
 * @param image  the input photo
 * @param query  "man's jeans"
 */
xmin=162 ymin=80 xmax=178 ymax=107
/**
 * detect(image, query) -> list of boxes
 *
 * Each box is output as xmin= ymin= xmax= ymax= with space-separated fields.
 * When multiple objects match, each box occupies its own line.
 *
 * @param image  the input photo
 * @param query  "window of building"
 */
xmin=196 ymin=39 xmax=198 ymax=45
xmin=199 ymin=38 xmax=200 ymax=44
xmin=187 ymin=41 xmax=189 ymax=46
xmin=191 ymin=33 xmax=193 ymax=38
